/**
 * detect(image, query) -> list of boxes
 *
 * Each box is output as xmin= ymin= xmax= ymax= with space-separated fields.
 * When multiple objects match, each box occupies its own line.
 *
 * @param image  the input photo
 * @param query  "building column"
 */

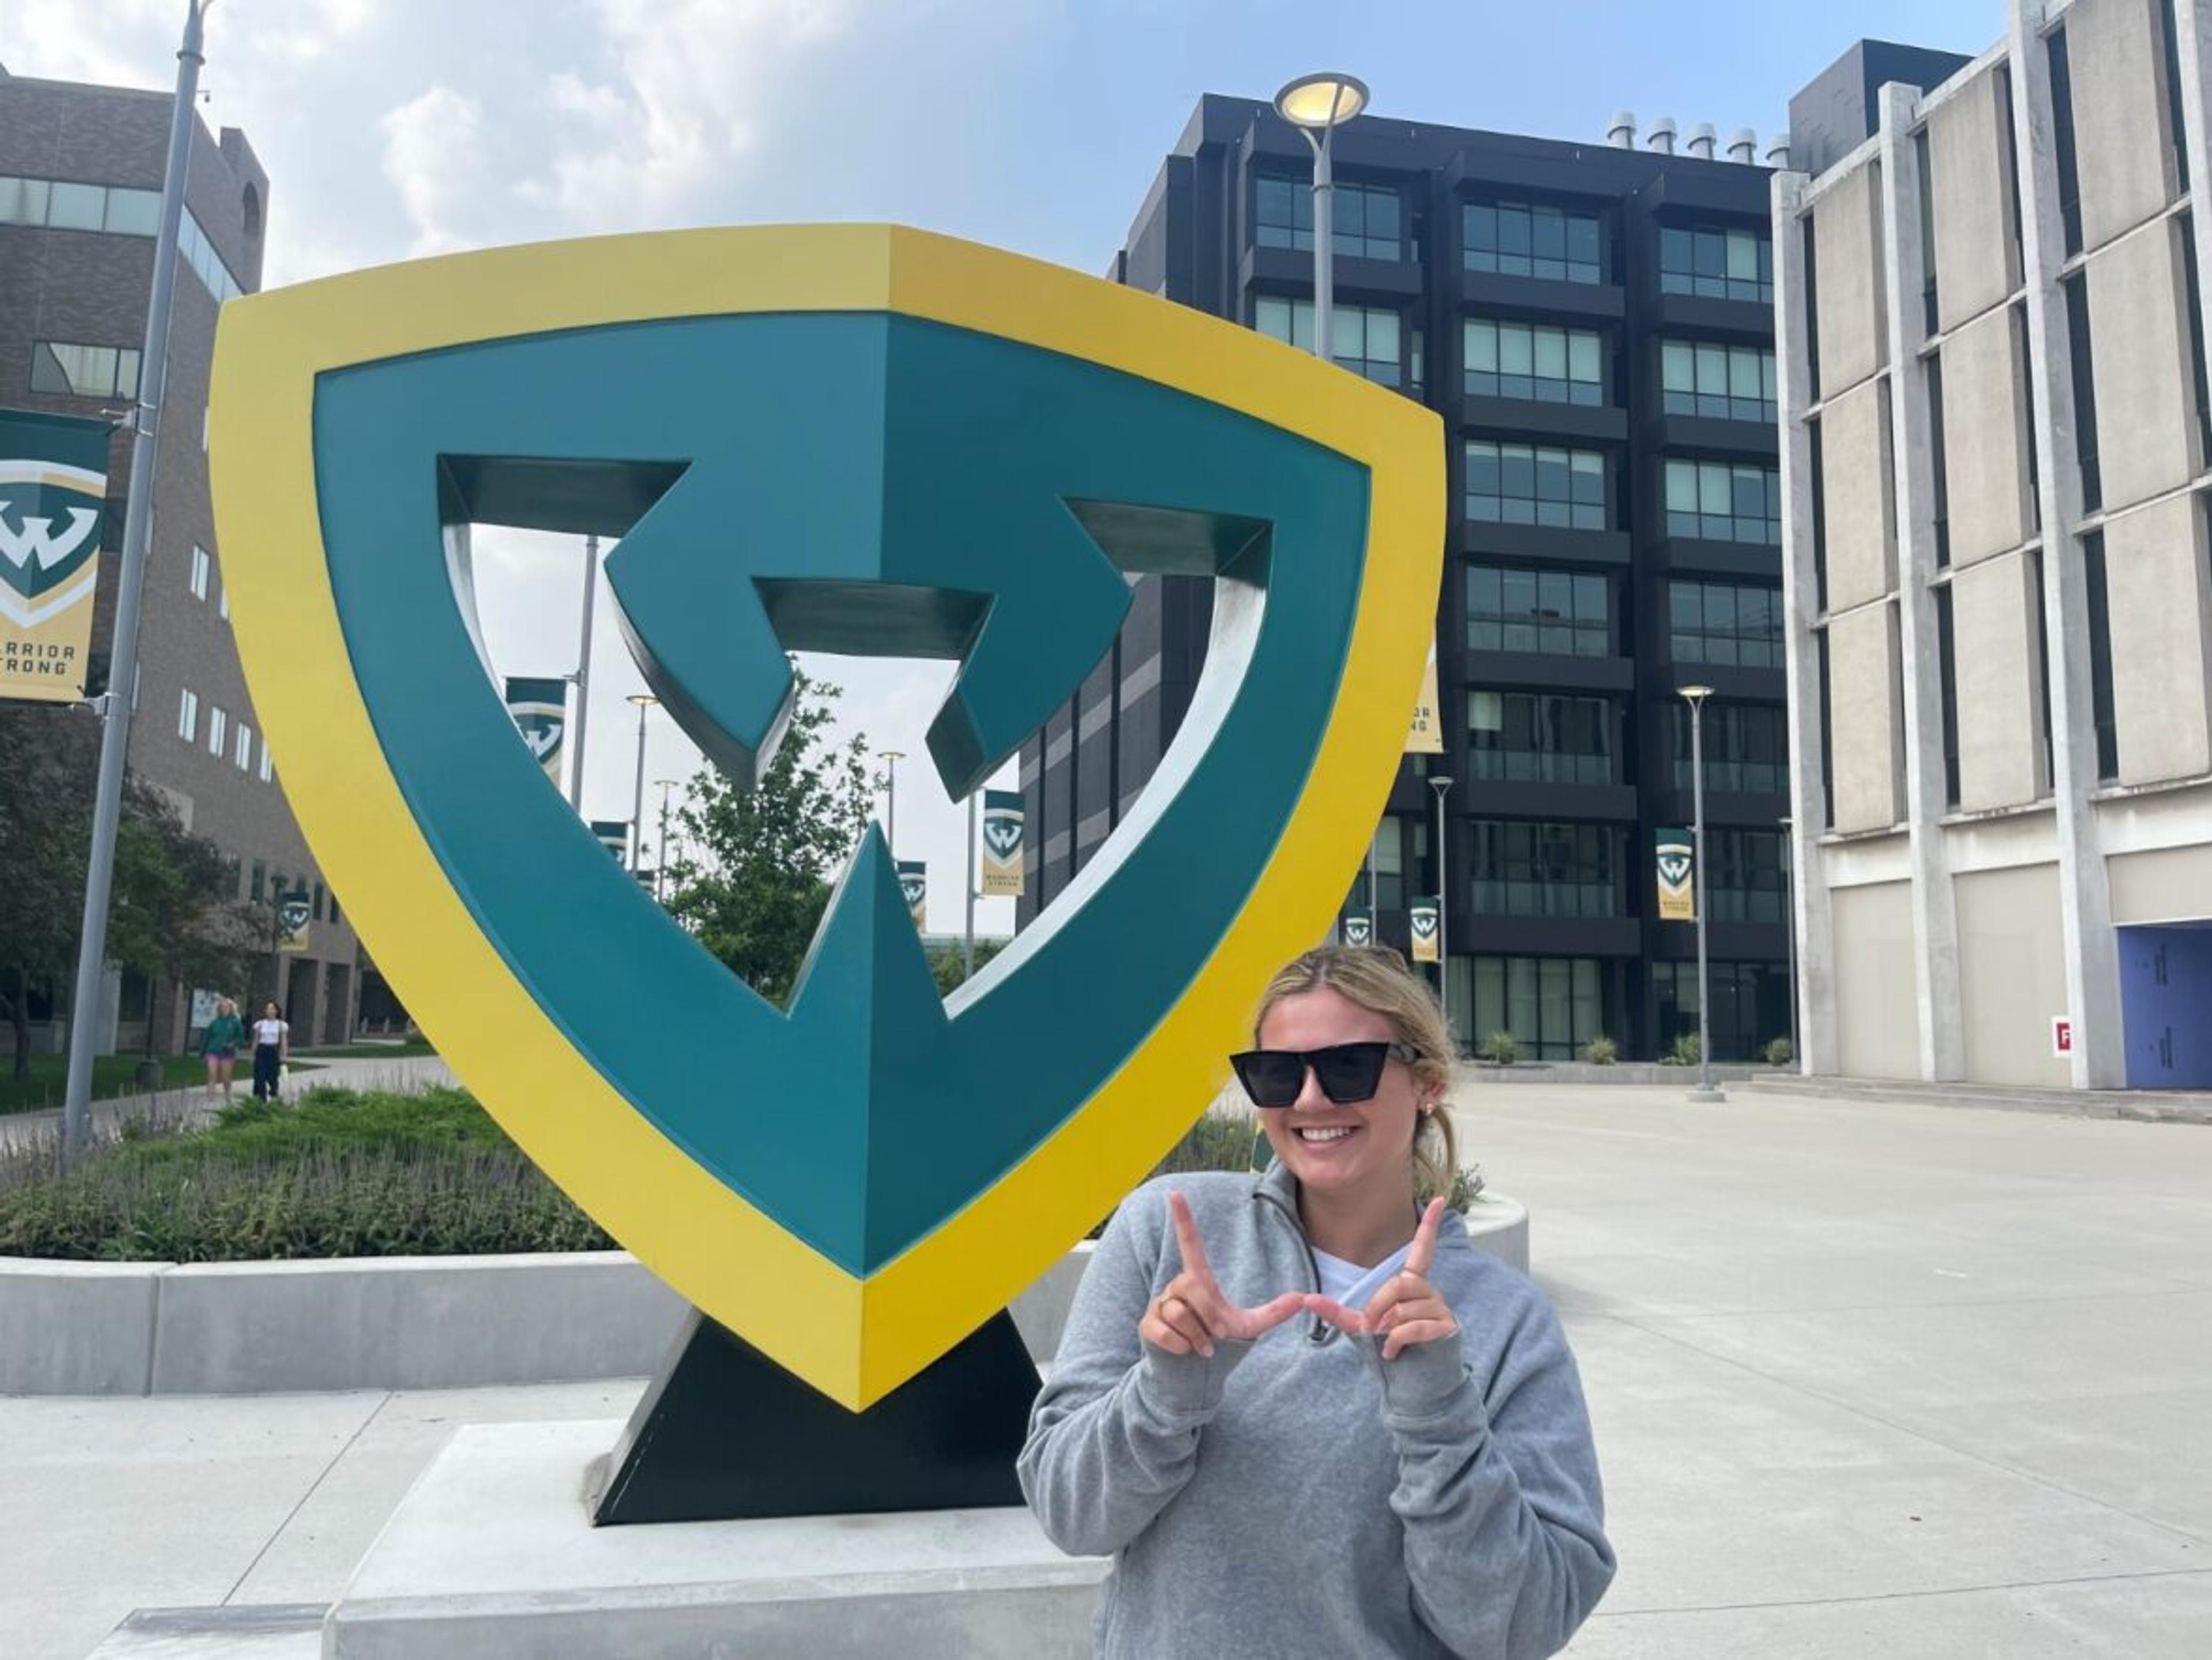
xmin=1772 ymin=170 xmax=1842 ymax=1076
xmin=1876 ymin=81 xmax=1969 ymax=1080
xmin=2007 ymin=0 xmax=2127 ymax=1087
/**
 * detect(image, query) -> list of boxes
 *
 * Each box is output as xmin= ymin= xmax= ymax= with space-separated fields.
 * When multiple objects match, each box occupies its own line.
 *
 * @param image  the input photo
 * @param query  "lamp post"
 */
xmin=566 ymin=534 xmax=599 ymax=814
xmin=625 ymin=693 xmax=657 ymax=872
xmin=653 ymin=778 xmax=680 ymax=903
xmin=1680 ymin=686 xmax=1723 ymax=1102
xmin=1429 ymin=774 xmax=1454 ymax=1042
xmin=1272 ymin=71 xmax=1369 ymax=366
xmin=1779 ymin=814 xmax=1799 ymax=1069
xmin=879 ymin=750 xmax=905 ymax=856
xmin=60 ymin=0 xmax=213 ymax=1166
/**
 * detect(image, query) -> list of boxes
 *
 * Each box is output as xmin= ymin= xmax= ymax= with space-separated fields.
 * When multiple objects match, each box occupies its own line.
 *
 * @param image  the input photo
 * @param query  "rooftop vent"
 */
xmin=1607 ymin=110 xmax=1637 ymax=149
xmin=1765 ymin=131 xmax=1793 ymax=169
xmin=1686 ymin=121 xmax=1717 ymax=160
xmin=1728 ymin=127 xmax=1758 ymax=164
xmin=1647 ymin=115 xmax=1677 ymax=156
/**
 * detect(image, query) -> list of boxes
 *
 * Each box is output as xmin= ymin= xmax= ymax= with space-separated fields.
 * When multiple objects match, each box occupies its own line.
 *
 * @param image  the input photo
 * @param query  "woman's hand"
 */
xmin=1140 ymin=1190 xmax=1305 ymax=1359
xmin=1304 ymin=1198 xmax=1462 ymax=1360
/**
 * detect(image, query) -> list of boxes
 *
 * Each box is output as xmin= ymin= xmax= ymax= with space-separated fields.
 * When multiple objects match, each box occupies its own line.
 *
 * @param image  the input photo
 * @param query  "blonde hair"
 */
xmin=1252 ymin=946 xmax=1461 ymax=1203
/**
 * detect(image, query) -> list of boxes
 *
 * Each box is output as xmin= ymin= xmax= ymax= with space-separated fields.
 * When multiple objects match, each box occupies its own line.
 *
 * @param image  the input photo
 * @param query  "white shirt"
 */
xmin=253 ymin=1018 xmax=287 ymax=1046
xmin=1310 ymin=1242 xmax=1412 ymax=1308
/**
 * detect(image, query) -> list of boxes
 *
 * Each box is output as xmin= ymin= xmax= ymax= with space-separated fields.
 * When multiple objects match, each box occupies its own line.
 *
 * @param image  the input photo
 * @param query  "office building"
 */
xmin=1776 ymin=4 xmax=2212 ymax=1088
xmin=1020 ymin=95 xmax=1785 ymax=1060
xmin=1 ymin=65 xmax=359 ymax=1051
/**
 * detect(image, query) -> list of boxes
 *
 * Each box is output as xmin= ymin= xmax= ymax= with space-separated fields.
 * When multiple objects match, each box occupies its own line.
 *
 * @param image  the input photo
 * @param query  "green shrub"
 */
xmin=1579 ymin=1035 xmax=1619 ymax=1066
xmin=1477 ymin=1030 xmax=1521 ymax=1065
xmin=1764 ymin=1035 xmax=1795 ymax=1068
xmin=1664 ymin=1031 xmax=1702 ymax=1067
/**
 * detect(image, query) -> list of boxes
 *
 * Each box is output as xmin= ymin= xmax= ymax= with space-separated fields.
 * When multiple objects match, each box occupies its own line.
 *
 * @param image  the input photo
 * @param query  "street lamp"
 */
xmin=878 ymin=750 xmax=906 ymax=856
xmin=1428 ymin=774 xmax=1454 ymax=1044
xmin=566 ymin=534 xmax=599 ymax=814
xmin=1779 ymin=814 xmax=1798 ymax=1068
xmin=1273 ymin=71 xmax=1370 ymax=366
xmin=1679 ymin=686 xmax=1723 ymax=1102
xmin=653 ymin=778 xmax=680 ymax=903
xmin=625 ymin=693 xmax=657 ymax=872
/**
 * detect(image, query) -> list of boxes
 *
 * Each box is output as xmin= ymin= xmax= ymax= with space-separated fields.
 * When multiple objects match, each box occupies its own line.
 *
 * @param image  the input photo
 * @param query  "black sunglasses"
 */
xmin=1230 ymin=1041 xmax=1419 ymax=1108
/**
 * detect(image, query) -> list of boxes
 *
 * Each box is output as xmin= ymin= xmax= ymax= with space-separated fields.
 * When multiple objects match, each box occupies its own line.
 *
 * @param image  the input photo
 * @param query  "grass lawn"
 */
xmin=0 ymin=1053 xmax=208 ymax=1117
xmin=292 ymin=1039 xmax=438 ymax=1060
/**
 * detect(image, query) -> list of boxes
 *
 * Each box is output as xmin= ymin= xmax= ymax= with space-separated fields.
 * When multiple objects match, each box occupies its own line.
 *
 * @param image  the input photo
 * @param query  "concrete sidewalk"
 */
xmin=9 ymin=1080 xmax=2211 ymax=1658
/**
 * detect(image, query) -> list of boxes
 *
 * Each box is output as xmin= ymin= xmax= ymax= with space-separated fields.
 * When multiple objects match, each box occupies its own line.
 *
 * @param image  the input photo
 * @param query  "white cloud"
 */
xmin=380 ymin=84 xmax=491 ymax=256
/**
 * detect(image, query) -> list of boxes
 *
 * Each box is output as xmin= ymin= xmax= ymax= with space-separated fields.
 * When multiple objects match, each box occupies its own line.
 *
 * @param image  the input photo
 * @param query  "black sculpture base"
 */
xmin=589 ymin=1307 xmax=1040 ymax=1525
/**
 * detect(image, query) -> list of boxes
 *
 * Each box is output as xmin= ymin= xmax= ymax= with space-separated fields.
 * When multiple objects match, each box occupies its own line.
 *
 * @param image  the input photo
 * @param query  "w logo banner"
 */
xmin=0 ymin=410 xmax=110 ymax=704
xmin=503 ymin=675 xmax=568 ymax=785
xmin=979 ymin=788 xmax=1024 ymax=897
xmin=1409 ymin=897 xmax=1441 ymax=963
xmin=1657 ymin=829 xmax=1696 ymax=922
xmin=207 ymin=226 xmax=1441 ymax=1409
xmin=1341 ymin=909 xmax=1375 ymax=948
xmin=897 ymin=859 xmax=928 ymax=927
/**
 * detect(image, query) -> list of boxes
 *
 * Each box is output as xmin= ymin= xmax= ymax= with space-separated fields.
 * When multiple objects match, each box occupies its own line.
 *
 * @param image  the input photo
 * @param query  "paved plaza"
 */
xmin=7 ymin=1080 xmax=2210 ymax=1658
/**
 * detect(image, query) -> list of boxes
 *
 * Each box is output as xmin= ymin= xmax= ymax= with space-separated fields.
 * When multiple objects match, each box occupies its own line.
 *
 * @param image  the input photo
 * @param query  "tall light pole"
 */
xmin=1272 ymin=71 xmax=1369 ymax=366
xmin=1680 ymin=686 xmax=1723 ymax=1102
xmin=60 ymin=0 xmax=213 ymax=1166
xmin=879 ymin=750 xmax=906 ymax=856
xmin=566 ymin=534 xmax=599 ymax=814
xmin=653 ymin=778 xmax=680 ymax=903
xmin=963 ymin=790 xmax=979 ymax=981
xmin=1429 ymin=775 xmax=1454 ymax=1043
xmin=1779 ymin=813 xmax=1799 ymax=1069
xmin=626 ymin=693 xmax=657 ymax=872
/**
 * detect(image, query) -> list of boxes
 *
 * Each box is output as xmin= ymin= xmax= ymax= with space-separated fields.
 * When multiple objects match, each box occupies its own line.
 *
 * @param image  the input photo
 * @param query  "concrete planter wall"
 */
xmin=0 ymin=1196 xmax=1528 ymax=1397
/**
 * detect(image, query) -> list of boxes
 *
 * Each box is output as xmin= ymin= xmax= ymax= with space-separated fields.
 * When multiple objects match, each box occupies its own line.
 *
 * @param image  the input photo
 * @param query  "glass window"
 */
xmin=190 ymin=546 xmax=211 ymax=600
xmin=1464 ymin=319 xmax=1605 ymax=404
xmin=177 ymin=687 xmax=198 ymax=742
xmin=103 ymin=187 xmax=161 ymax=236
xmin=1464 ymin=200 xmax=1603 ymax=283
xmin=1468 ymin=820 xmax=1619 ymax=918
xmin=1463 ymin=440 xmax=1607 ymax=530
xmin=1467 ymin=690 xmax=1613 ymax=785
xmin=1673 ymin=701 xmax=1789 ymax=794
xmin=1472 ymin=955 xmax=1607 ymax=1058
xmin=1653 ymin=960 xmax=1790 ymax=1061
xmin=1256 ymin=297 xmax=1407 ymax=387
xmin=1663 ymin=459 xmax=1781 ymax=544
xmin=1257 ymin=176 xmax=1403 ymax=260
xmin=1669 ymin=578 xmax=1783 ymax=667
xmin=47 ymin=181 xmax=105 ymax=230
xmin=1466 ymin=563 xmax=1609 ymax=656
xmin=258 ymin=738 xmax=274 ymax=783
xmin=208 ymin=706 xmax=226 ymax=757
xmin=0 ymin=176 xmax=52 ymax=224
xmin=1660 ymin=339 xmax=1777 ymax=422
xmin=29 ymin=341 xmax=141 ymax=400
xmin=1660 ymin=222 xmax=1774 ymax=303
xmin=235 ymin=722 xmax=253 ymax=769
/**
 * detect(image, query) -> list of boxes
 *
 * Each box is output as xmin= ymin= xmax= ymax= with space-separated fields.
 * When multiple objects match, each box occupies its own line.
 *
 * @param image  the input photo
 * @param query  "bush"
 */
xmin=1764 ymin=1035 xmax=1795 ymax=1068
xmin=1477 ymin=1030 xmax=1521 ymax=1065
xmin=1662 ymin=1031 xmax=1702 ymax=1067
xmin=1579 ymin=1035 xmax=1619 ymax=1066
xmin=0 ymin=1086 xmax=612 ymax=1261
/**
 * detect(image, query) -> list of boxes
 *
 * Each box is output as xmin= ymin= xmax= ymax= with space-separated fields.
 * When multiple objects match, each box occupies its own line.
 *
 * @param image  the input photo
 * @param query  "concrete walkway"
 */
xmin=9 ymin=1080 xmax=2211 ymax=1657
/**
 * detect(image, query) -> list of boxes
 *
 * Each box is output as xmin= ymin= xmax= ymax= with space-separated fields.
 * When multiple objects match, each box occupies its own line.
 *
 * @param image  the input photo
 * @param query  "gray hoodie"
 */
xmin=1018 ymin=1164 xmax=1614 ymax=1658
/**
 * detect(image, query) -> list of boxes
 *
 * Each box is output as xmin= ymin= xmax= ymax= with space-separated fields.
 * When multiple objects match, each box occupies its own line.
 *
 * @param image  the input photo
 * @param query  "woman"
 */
xmin=249 ymin=1000 xmax=289 ymax=1102
xmin=200 ymin=998 xmax=244 ymax=1101
xmin=1019 ymin=946 xmax=1613 ymax=1658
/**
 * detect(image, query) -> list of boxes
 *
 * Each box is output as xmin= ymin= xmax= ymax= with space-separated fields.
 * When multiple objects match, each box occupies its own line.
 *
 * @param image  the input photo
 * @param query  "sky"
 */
xmin=14 ymin=0 xmax=2005 ymax=934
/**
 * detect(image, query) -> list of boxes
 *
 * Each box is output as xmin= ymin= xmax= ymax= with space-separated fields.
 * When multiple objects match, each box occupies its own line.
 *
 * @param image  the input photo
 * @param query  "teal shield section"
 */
xmin=312 ymin=312 xmax=1367 ymax=1273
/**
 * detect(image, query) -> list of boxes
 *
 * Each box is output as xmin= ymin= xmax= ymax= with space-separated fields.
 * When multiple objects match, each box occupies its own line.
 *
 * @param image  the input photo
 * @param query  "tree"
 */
xmin=926 ymin=936 xmax=1006 ymax=996
xmin=662 ymin=664 xmax=876 ymax=1005
xmin=105 ymin=782 xmax=265 ymax=1054
xmin=0 ymin=708 xmax=100 ymax=1077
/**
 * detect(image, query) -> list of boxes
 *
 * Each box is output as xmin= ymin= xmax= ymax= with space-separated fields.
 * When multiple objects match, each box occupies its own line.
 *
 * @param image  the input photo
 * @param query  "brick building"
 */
xmin=1 ymin=64 xmax=358 ymax=1051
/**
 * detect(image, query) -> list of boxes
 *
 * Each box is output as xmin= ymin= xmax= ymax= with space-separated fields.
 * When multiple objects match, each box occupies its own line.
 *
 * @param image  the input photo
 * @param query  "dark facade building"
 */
xmin=1 ymin=65 xmax=360 ymax=1051
xmin=1018 ymin=96 xmax=1790 ymax=1060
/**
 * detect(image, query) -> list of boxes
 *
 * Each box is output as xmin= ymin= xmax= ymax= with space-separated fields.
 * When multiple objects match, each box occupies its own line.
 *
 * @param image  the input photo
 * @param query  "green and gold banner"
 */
xmin=979 ymin=788 xmax=1024 ymax=897
xmin=1341 ymin=908 xmax=1376 ymax=948
xmin=1404 ymin=639 xmax=1443 ymax=754
xmin=1 ymin=409 xmax=111 ymax=705
xmin=591 ymin=820 xmax=628 ymax=863
xmin=278 ymin=888 xmax=313 ymax=954
xmin=1408 ymin=896 xmax=1440 ymax=963
xmin=503 ymin=675 xmax=567 ymax=785
xmin=1657 ymin=828 xmax=1696 ymax=922
xmin=897 ymin=859 xmax=927 ymax=928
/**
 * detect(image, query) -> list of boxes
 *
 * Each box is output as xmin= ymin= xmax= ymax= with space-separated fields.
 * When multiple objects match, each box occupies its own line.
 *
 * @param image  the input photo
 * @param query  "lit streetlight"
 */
xmin=1680 ymin=686 xmax=1723 ymax=1102
xmin=626 ymin=693 xmax=657 ymax=873
xmin=1272 ymin=71 xmax=1370 ymax=367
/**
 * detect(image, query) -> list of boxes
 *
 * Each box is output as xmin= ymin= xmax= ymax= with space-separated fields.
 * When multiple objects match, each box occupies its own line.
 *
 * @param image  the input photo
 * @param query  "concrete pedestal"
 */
xmin=321 ymin=1420 xmax=1107 ymax=1659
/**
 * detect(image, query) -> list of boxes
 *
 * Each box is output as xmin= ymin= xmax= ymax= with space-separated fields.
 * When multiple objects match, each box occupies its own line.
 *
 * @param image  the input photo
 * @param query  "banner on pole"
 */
xmin=278 ymin=888 xmax=313 ymax=954
xmin=0 ymin=409 xmax=111 ymax=705
xmin=897 ymin=859 xmax=928 ymax=928
xmin=504 ymin=675 xmax=568 ymax=785
xmin=591 ymin=820 xmax=629 ymax=863
xmin=1656 ymin=828 xmax=1696 ymax=921
xmin=979 ymin=788 xmax=1024 ymax=897
xmin=1341 ymin=908 xmax=1376 ymax=948
xmin=1408 ymin=896 xmax=1440 ymax=962
xmin=1404 ymin=640 xmax=1444 ymax=754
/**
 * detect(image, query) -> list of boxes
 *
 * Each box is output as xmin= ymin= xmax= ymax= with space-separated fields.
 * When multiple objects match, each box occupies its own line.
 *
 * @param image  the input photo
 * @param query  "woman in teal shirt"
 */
xmin=200 ymin=998 xmax=245 ymax=1101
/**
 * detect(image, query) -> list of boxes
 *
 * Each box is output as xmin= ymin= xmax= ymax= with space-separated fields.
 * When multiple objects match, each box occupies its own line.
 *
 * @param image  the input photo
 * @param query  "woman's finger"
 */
xmin=1228 ymin=1291 xmax=1308 ymax=1339
xmin=1381 ymin=1317 xmax=1460 ymax=1362
xmin=1363 ymin=1269 xmax=1429 ymax=1324
xmin=1301 ymin=1293 xmax=1370 ymax=1334
xmin=1405 ymin=1197 xmax=1446 ymax=1279
xmin=1166 ymin=1190 xmax=1219 ymax=1291
xmin=1155 ymin=1293 xmax=1215 ymax=1358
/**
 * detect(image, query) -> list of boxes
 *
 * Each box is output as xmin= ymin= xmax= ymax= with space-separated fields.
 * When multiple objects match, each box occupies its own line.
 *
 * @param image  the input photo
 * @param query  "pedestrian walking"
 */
xmin=200 ymin=997 xmax=244 ymax=1101
xmin=250 ymin=1000 xmax=290 ymax=1102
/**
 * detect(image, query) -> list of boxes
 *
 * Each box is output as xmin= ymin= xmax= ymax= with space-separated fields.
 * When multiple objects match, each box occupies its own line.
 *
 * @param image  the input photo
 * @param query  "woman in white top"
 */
xmin=250 ymin=1001 xmax=289 ymax=1102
